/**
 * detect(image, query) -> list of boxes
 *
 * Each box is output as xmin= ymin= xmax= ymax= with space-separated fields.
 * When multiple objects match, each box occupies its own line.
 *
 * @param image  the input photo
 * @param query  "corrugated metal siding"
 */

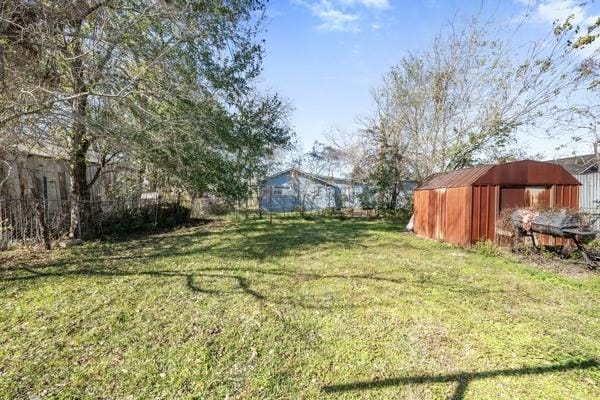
xmin=538 ymin=185 xmax=579 ymax=246
xmin=471 ymin=185 xmax=497 ymax=244
xmin=577 ymin=173 xmax=600 ymax=209
xmin=413 ymin=187 xmax=471 ymax=247
xmin=413 ymin=190 xmax=428 ymax=238
xmin=500 ymin=187 xmax=527 ymax=210
xmin=576 ymin=173 xmax=600 ymax=229
xmin=526 ymin=187 xmax=551 ymax=207
xmin=553 ymin=184 xmax=579 ymax=209
xmin=445 ymin=186 xmax=471 ymax=246
xmin=417 ymin=184 xmax=579 ymax=247
xmin=418 ymin=160 xmax=580 ymax=190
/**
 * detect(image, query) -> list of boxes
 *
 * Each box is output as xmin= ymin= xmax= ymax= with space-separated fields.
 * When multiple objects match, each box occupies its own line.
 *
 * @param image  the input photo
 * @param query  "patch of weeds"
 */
xmin=473 ymin=240 xmax=503 ymax=257
xmin=585 ymin=238 xmax=600 ymax=251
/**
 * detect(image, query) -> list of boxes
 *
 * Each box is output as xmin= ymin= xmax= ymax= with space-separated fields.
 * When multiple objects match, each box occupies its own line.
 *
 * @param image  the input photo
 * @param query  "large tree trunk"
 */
xmin=68 ymin=93 xmax=93 ymax=239
xmin=376 ymin=130 xmax=389 ymax=211
xmin=389 ymin=183 xmax=398 ymax=210
xmin=67 ymin=31 xmax=95 ymax=240
xmin=69 ymin=141 xmax=92 ymax=239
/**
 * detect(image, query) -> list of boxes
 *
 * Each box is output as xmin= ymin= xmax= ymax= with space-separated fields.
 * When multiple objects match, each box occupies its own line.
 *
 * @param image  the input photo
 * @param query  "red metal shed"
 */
xmin=413 ymin=160 xmax=580 ymax=248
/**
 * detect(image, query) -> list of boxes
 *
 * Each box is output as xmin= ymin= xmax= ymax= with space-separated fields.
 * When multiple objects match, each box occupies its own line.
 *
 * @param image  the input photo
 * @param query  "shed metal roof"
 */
xmin=418 ymin=164 xmax=494 ymax=190
xmin=417 ymin=160 xmax=580 ymax=190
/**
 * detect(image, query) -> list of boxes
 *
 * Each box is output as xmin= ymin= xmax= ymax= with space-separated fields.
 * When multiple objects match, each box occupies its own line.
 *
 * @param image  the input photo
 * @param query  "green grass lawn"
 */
xmin=1 ymin=217 xmax=599 ymax=399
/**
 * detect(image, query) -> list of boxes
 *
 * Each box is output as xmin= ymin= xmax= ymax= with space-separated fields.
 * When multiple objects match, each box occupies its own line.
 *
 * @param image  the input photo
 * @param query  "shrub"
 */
xmin=473 ymin=240 xmax=503 ymax=257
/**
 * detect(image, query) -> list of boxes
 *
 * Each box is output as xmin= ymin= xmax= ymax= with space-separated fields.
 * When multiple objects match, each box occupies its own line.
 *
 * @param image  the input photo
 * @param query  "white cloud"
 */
xmin=314 ymin=6 xmax=360 ymax=32
xmin=515 ymin=1 xmax=600 ymax=56
xmin=295 ymin=0 xmax=390 ymax=32
xmin=538 ymin=0 xmax=585 ymax=24
xmin=517 ymin=0 xmax=593 ymax=25
xmin=341 ymin=0 xmax=391 ymax=9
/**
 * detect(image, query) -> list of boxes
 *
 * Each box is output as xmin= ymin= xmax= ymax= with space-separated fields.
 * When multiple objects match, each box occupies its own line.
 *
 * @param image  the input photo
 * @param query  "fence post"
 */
xmin=154 ymin=191 xmax=159 ymax=228
xmin=269 ymin=186 xmax=273 ymax=224
xmin=77 ymin=203 xmax=82 ymax=240
xmin=0 ymin=199 xmax=5 ymax=251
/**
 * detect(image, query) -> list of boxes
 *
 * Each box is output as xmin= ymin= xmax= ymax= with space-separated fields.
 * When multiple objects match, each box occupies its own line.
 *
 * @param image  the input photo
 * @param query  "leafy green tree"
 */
xmin=0 ymin=0 xmax=292 ymax=237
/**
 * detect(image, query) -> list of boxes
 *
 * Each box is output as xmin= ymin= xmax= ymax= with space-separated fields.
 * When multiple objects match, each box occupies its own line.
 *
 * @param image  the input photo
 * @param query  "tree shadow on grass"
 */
xmin=2 ymin=217 xmax=409 ymax=272
xmin=2 ymin=265 xmax=402 ymax=310
xmin=200 ymin=218 xmax=404 ymax=261
xmin=0 ymin=218 xmax=523 ymax=308
xmin=1 ymin=259 xmax=530 ymax=312
xmin=322 ymin=358 xmax=599 ymax=399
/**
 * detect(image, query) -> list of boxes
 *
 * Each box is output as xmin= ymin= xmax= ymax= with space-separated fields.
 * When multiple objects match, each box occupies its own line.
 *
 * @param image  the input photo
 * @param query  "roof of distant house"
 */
xmin=264 ymin=167 xmax=417 ymax=189
xmin=3 ymin=142 xmax=133 ymax=168
xmin=548 ymin=154 xmax=598 ymax=175
xmin=265 ymin=167 xmax=363 ymax=186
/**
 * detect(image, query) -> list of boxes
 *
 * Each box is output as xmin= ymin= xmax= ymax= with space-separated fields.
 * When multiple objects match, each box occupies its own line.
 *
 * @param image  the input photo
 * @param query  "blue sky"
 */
xmin=258 ymin=0 xmax=600 ymax=157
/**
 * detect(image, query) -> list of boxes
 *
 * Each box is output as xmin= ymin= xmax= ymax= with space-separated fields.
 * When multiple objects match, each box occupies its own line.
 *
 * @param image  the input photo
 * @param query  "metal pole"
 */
xmin=269 ymin=186 xmax=273 ymax=224
xmin=77 ymin=201 xmax=82 ymax=239
xmin=155 ymin=191 xmax=159 ymax=228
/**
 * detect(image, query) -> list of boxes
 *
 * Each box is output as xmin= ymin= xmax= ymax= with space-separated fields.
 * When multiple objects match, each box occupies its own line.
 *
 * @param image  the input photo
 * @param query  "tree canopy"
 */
xmin=0 ymin=0 xmax=293 ymax=235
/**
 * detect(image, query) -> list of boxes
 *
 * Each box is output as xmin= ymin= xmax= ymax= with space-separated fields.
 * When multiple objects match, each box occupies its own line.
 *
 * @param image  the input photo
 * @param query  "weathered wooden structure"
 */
xmin=0 ymin=146 xmax=138 ymax=206
xmin=413 ymin=160 xmax=580 ymax=248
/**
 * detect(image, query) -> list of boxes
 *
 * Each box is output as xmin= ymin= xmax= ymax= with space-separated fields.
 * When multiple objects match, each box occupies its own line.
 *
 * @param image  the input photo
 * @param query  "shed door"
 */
xmin=525 ymin=186 xmax=551 ymax=208
xmin=500 ymin=188 xmax=526 ymax=210
xmin=500 ymin=186 xmax=551 ymax=211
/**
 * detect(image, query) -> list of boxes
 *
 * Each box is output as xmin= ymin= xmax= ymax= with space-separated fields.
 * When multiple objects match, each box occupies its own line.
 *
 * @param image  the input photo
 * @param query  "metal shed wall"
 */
xmin=413 ymin=186 xmax=471 ymax=247
xmin=471 ymin=185 xmax=497 ymax=244
xmin=576 ymin=173 xmax=600 ymax=229
xmin=575 ymin=173 xmax=600 ymax=210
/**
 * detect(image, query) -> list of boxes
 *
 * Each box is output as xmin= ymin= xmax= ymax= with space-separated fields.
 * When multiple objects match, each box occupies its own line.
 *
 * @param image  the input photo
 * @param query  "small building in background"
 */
xmin=413 ymin=160 xmax=580 ymax=248
xmin=0 ymin=145 xmax=139 ymax=208
xmin=260 ymin=168 xmax=369 ymax=212
xmin=550 ymin=154 xmax=600 ymax=224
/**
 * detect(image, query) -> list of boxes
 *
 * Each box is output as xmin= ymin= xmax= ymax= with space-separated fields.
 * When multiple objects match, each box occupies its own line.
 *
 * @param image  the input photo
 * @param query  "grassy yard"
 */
xmin=0 ymin=217 xmax=599 ymax=399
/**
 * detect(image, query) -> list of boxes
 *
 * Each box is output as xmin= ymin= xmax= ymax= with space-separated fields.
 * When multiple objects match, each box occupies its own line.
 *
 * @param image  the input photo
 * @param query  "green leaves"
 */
xmin=1 ymin=0 xmax=292 ymax=202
